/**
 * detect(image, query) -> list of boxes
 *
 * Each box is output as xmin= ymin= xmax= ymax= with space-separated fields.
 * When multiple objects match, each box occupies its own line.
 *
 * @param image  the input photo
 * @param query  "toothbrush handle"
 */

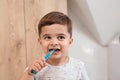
xmin=31 ymin=69 xmax=37 ymax=74
xmin=44 ymin=50 xmax=55 ymax=60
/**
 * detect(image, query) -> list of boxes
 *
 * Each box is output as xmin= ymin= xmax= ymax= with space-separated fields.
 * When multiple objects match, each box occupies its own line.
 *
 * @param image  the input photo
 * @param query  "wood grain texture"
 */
xmin=0 ymin=0 xmax=67 ymax=80
xmin=0 ymin=0 xmax=26 ymax=80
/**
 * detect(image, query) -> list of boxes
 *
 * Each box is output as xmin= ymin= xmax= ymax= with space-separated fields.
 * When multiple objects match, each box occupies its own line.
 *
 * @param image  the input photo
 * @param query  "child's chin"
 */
xmin=51 ymin=54 xmax=62 ymax=59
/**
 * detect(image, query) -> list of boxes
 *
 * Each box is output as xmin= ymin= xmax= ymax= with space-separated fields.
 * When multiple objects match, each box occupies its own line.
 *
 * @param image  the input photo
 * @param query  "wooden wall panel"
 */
xmin=0 ymin=0 xmax=67 ymax=80
xmin=24 ymin=0 xmax=67 ymax=65
xmin=0 ymin=0 xmax=26 ymax=80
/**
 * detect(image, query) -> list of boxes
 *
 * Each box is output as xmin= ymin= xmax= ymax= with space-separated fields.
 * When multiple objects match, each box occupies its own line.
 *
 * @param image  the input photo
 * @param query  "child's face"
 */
xmin=38 ymin=24 xmax=73 ymax=59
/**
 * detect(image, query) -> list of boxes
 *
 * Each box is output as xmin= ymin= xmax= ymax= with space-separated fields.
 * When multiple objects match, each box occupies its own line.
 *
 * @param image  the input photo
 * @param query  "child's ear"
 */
xmin=69 ymin=38 xmax=73 ymax=45
xmin=38 ymin=37 xmax=42 ymax=44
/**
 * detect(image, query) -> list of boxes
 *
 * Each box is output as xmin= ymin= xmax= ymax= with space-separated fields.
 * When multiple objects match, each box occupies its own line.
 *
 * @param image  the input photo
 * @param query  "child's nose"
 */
xmin=49 ymin=38 xmax=59 ymax=47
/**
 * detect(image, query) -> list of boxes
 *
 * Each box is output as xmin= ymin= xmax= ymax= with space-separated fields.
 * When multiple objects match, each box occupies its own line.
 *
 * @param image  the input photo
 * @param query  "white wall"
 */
xmin=68 ymin=9 xmax=108 ymax=80
xmin=86 ymin=0 xmax=120 ymax=45
xmin=108 ymin=40 xmax=120 ymax=80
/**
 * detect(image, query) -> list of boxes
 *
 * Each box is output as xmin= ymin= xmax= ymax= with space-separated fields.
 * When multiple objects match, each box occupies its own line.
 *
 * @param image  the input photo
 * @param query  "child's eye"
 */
xmin=43 ymin=36 xmax=51 ymax=40
xmin=57 ymin=36 xmax=65 ymax=40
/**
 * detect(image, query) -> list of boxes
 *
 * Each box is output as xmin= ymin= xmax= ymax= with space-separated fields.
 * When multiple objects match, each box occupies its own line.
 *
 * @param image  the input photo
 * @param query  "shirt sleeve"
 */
xmin=81 ymin=63 xmax=90 ymax=80
xmin=32 ymin=76 xmax=37 ymax=80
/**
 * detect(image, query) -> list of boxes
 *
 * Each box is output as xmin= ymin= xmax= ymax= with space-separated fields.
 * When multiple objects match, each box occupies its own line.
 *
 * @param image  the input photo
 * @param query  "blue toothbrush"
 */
xmin=31 ymin=49 xmax=55 ymax=74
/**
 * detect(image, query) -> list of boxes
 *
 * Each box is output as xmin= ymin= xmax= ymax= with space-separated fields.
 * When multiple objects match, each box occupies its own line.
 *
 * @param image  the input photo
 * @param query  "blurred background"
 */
xmin=0 ymin=0 xmax=120 ymax=80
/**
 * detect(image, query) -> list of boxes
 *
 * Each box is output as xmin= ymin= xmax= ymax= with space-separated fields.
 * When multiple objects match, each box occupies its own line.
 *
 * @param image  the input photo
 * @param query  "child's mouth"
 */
xmin=49 ymin=49 xmax=60 ymax=52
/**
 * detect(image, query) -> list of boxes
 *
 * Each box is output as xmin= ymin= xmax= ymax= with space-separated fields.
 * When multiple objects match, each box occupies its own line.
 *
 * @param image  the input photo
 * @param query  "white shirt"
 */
xmin=33 ymin=57 xmax=90 ymax=80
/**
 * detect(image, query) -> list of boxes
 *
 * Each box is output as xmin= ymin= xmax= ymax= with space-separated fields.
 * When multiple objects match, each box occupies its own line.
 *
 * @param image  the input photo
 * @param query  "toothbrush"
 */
xmin=31 ymin=49 xmax=55 ymax=74
xmin=44 ymin=49 xmax=55 ymax=60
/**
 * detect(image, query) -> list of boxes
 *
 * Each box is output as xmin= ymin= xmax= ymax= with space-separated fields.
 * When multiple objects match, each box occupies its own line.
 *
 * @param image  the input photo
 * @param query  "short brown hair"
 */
xmin=38 ymin=11 xmax=72 ymax=37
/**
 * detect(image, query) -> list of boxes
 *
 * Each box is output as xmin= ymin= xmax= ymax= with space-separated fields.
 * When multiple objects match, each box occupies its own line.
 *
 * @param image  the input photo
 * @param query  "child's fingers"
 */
xmin=34 ymin=62 xmax=42 ymax=71
xmin=38 ymin=57 xmax=47 ymax=66
xmin=31 ymin=65 xmax=39 ymax=72
xmin=28 ymin=56 xmax=47 ymax=74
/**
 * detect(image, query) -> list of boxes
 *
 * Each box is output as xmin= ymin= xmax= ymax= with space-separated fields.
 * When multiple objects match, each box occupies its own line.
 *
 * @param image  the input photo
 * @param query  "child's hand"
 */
xmin=27 ymin=57 xmax=48 ymax=75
